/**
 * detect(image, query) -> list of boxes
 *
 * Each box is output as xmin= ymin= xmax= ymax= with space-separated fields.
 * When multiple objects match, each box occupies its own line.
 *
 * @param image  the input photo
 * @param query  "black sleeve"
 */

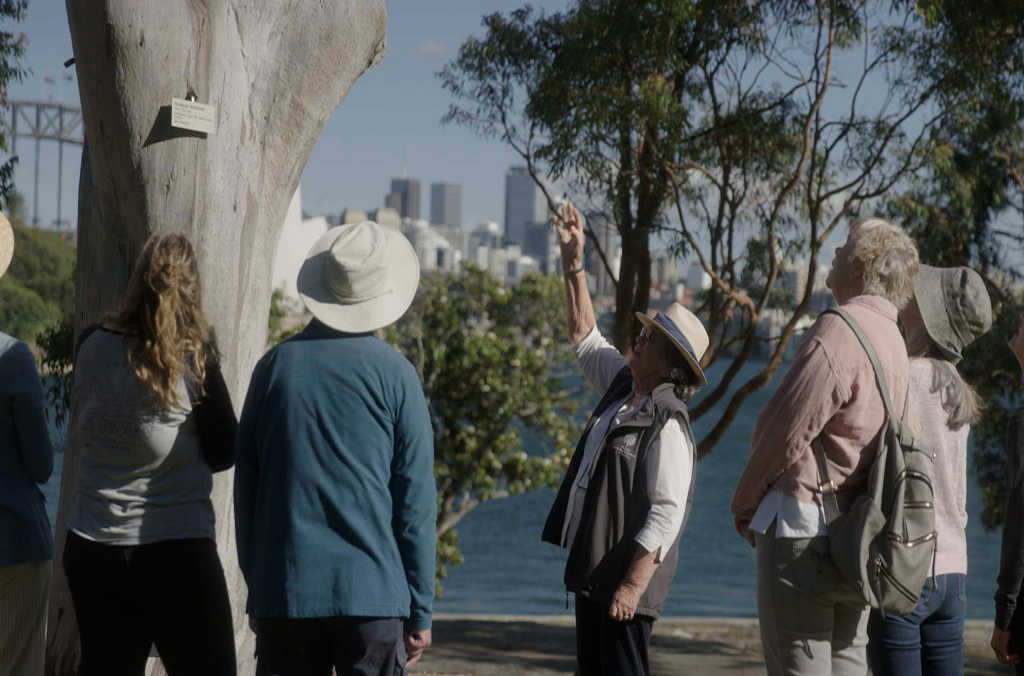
xmin=191 ymin=360 xmax=238 ymax=473
xmin=996 ymin=406 xmax=1024 ymax=629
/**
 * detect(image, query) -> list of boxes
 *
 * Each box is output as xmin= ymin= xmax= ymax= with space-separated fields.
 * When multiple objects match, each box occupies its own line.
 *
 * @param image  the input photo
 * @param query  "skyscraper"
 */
xmin=503 ymin=167 xmax=547 ymax=248
xmin=388 ymin=178 xmax=421 ymax=220
xmin=384 ymin=191 xmax=403 ymax=213
xmin=429 ymin=182 xmax=462 ymax=228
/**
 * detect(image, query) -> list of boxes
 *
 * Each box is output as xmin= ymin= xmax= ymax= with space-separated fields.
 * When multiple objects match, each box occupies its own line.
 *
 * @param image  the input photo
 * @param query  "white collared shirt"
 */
xmin=561 ymin=326 xmax=693 ymax=560
xmin=749 ymin=488 xmax=826 ymax=538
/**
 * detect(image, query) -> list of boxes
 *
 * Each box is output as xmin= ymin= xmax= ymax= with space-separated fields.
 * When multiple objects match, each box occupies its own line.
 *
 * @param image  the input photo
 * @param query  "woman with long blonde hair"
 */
xmin=63 ymin=233 xmax=236 ymax=675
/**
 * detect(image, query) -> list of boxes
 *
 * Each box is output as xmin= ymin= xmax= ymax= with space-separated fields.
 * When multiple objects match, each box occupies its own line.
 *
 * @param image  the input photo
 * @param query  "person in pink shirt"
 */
xmin=731 ymin=217 xmax=919 ymax=676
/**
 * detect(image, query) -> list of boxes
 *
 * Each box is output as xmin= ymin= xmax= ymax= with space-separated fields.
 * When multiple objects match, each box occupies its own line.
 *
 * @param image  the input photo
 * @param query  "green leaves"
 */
xmin=0 ymin=217 xmax=75 ymax=342
xmin=382 ymin=265 xmax=581 ymax=592
xmin=0 ymin=0 xmax=27 ymax=211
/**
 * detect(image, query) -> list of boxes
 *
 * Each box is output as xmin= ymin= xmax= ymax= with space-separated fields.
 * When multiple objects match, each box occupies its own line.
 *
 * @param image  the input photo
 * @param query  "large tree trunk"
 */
xmin=47 ymin=3 xmax=387 ymax=673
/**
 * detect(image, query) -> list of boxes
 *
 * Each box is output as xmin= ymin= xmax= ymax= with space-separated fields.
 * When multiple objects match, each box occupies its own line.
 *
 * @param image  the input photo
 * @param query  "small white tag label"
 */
xmin=171 ymin=98 xmax=216 ymax=134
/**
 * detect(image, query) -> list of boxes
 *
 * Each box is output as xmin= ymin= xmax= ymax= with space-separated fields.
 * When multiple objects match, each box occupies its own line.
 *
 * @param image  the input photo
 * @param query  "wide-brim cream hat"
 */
xmin=296 ymin=220 xmax=420 ymax=333
xmin=636 ymin=302 xmax=709 ymax=386
xmin=0 ymin=211 xmax=12 ymax=279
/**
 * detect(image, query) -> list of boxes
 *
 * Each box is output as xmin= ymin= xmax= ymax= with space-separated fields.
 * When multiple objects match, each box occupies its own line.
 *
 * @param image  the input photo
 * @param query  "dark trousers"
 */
xmin=575 ymin=593 xmax=654 ymax=676
xmin=867 ymin=573 xmax=966 ymax=676
xmin=63 ymin=530 xmax=236 ymax=676
xmin=255 ymin=616 xmax=406 ymax=676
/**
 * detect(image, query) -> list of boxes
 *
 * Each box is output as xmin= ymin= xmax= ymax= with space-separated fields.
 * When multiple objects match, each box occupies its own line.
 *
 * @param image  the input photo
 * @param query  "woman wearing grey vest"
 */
xmin=866 ymin=265 xmax=991 ymax=675
xmin=541 ymin=202 xmax=708 ymax=675
xmin=0 ymin=213 xmax=55 ymax=675
xmin=62 ymin=233 xmax=236 ymax=675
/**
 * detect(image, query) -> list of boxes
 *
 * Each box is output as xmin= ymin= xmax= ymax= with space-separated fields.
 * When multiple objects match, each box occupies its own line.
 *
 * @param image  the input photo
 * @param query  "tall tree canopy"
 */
xmin=443 ymin=0 xmax=991 ymax=459
xmin=0 ymin=0 xmax=27 ymax=211
xmin=887 ymin=0 xmax=1024 ymax=528
xmin=440 ymin=0 xmax=766 ymax=351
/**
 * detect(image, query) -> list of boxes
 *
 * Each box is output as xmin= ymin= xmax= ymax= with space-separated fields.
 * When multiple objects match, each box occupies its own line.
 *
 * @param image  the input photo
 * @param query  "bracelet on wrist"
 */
xmin=563 ymin=265 xmax=584 ymax=276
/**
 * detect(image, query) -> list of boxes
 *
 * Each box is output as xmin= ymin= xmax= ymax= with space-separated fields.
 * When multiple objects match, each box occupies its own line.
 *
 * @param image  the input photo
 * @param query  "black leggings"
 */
xmin=63 ymin=531 xmax=236 ymax=676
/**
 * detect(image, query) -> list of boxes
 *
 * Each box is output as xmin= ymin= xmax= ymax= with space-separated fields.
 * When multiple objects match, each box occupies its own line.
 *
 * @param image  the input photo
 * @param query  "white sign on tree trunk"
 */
xmin=171 ymin=98 xmax=217 ymax=134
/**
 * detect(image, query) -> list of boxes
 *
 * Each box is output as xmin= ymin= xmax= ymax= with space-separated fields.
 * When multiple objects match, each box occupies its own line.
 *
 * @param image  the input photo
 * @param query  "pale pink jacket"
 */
xmin=731 ymin=295 xmax=910 ymax=532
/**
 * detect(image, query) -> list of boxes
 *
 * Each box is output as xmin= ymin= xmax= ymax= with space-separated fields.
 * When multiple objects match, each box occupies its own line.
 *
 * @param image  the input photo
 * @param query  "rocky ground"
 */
xmin=411 ymin=615 xmax=1008 ymax=675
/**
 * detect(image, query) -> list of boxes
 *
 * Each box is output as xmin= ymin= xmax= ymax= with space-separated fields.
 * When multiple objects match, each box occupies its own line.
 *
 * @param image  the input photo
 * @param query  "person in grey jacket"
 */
xmin=0 ymin=212 xmax=55 ymax=675
xmin=993 ymin=314 xmax=1024 ymax=671
xmin=541 ymin=202 xmax=708 ymax=675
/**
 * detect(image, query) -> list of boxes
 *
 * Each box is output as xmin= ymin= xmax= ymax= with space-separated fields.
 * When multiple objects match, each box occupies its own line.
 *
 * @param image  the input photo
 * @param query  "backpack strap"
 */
xmin=827 ymin=307 xmax=901 ymax=422
xmin=813 ymin=437 xmax=842 ymax=525
xmin=812 ymin=307 xmax=908 ymax=524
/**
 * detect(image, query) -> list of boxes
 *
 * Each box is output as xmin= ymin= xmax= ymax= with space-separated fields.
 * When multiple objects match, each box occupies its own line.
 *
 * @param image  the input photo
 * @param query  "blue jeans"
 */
xmin=867 ymin=573 xmax=966 ymax=676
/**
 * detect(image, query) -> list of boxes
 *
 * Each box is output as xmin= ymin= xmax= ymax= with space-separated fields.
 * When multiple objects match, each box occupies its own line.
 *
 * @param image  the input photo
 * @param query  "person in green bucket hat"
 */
xmin=868 ymin=264 xmax=992 ymax=675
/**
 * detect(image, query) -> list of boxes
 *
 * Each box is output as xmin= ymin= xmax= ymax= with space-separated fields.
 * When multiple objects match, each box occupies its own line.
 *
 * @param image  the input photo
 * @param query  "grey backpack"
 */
xmin=812 ymin=307 xmax=936 ymax=615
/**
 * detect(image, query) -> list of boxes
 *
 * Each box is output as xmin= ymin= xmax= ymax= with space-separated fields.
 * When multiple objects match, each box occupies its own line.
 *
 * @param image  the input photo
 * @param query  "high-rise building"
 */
xmin=587 ymin=215 xmax=619 ymax=297
xmin=503 ymin=167 xmax=547 ymax=248
xmin=429 ymin=182 xmax=462 ymax=228
xmin=388 ymin=178 xmax=421 ymax=220
xmin=523 ymin=221 xmax=559 ymax=274
xmin=384 ymin=191 xmax=403 ymax=213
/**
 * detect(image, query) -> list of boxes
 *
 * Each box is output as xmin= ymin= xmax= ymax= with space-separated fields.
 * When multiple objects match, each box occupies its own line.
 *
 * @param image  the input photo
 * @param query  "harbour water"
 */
xmin=41 ymin=358 xmax=1003 ymax=619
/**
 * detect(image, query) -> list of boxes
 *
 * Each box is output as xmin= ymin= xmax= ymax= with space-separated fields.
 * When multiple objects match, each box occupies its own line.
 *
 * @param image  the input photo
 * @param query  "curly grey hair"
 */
xmin=662 ymin=343 xmax=701 ymax=403
xmin=848 ymin=217 xmax=919 ymax=310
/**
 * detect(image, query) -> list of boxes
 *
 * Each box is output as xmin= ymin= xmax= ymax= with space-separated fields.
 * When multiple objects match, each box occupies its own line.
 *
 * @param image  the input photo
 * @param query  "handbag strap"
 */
xmin=812 ymin=307 xmax=910 ymax=525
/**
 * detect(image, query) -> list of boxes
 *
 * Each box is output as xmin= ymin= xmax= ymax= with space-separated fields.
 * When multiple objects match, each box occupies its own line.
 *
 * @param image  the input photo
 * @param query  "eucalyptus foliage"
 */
xmin=0 ymin=0 xmax=27 ymax=211
xmin=440 ymin=0 xmax=766 ymax=351
xmin=886 ymin=0 xmax=1024 ymax=529
xmin=381 ymin=265 xmax=582 ymax=591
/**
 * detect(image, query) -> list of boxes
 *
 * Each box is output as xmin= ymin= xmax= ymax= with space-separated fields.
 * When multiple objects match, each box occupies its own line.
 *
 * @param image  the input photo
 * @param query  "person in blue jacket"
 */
xmin=235 ymin=220 xmax=436 ymax=676
xmin=0 ymin=212 xmax=55 ymax=675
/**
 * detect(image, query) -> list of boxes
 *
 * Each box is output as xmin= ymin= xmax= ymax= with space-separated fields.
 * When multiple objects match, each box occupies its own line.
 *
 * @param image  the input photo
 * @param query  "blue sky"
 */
xmin=3 ymin=1 xmax=571 ymax=230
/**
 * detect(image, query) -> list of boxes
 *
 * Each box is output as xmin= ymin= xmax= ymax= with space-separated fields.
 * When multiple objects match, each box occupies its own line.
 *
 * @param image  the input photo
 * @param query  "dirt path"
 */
xmin=412 ymin=615 xmax=1008 ymax=675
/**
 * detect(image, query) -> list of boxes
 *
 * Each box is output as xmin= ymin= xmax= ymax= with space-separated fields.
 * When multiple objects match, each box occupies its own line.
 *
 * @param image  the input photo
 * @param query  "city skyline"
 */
xmin=1 ymin=0 xmax=850 ymax=267
xmin=1 ymin=1 xmax=573 ymax=234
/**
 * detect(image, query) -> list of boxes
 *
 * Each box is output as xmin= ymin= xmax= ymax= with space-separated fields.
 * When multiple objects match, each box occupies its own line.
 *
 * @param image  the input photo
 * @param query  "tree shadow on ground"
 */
xmin=964 ymin=653 xmax=1010 ymax=675
xmin=413 ymin=618 xmax=768 ymax=675
xmin=649 ymin=631 xmax=766 ymax=674
xmin=416 ymin=619 xmax=577 ymax=674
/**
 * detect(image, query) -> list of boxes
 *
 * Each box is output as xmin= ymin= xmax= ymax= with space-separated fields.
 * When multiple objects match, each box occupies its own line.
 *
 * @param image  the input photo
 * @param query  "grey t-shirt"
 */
xmin=67 ymin=328 xmax=214 ymax=545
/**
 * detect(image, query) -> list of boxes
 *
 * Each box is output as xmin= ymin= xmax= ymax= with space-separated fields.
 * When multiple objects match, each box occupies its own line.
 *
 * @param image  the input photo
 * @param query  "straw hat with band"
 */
xmin=296 ymin=220 xmax=420 ymax=333
xmin=0 ymin=211 xmax=12 ymax=279
xmin=913 ymin=264 xmax=992 ymax=364
xmin=635 ymin=302 xmax=710 ymax=386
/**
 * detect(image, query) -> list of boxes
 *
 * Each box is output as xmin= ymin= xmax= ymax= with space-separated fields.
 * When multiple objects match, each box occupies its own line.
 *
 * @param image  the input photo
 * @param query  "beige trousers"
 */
xmin=0 ymin=559 xmax=51 ymax=676
xmin=756 ymin=531 xmax=869 ymax=676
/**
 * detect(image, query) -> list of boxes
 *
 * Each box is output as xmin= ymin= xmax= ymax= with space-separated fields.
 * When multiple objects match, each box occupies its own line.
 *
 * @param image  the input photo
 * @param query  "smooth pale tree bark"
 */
xmin=47 ymin=3 xmax=387 ymax=673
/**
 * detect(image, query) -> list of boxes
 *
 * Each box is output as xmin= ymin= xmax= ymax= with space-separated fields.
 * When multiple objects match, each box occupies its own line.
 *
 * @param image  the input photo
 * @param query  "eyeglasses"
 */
xmin=636 ymin=326 xmax=656 ymax=347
